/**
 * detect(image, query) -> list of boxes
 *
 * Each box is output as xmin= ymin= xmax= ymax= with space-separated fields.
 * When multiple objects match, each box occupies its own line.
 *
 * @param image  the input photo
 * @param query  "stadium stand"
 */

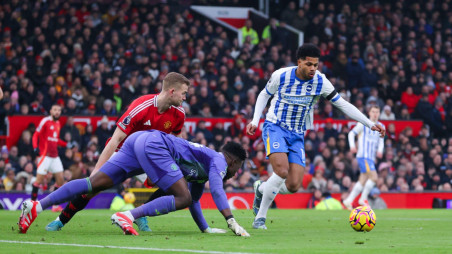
xmin=0 ymin=0 xmax=451 ymax=195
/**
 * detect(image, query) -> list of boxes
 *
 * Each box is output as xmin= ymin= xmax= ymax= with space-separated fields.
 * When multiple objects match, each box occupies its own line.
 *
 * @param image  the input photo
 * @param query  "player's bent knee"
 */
xmin=174 ymin=192 xmax=192 ymax=209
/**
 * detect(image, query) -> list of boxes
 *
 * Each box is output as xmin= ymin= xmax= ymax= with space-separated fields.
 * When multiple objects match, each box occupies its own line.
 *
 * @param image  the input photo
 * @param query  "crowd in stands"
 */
xmin=0 ymin=1 xmax=451 ymax=198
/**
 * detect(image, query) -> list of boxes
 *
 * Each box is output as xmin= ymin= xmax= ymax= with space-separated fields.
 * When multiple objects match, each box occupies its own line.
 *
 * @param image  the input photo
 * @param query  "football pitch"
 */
xmin=1 ymin=209 xmax=451 ymax=253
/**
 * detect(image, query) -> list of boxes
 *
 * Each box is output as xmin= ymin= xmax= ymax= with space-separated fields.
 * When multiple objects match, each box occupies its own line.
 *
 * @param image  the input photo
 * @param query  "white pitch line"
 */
xmin=0 ymin=240 xmax=260 ymax=254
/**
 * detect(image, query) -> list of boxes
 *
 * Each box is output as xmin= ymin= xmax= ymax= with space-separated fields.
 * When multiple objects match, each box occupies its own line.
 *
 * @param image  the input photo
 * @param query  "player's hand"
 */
xmin=246 ymin=123 xmax=257 ymax=136
xmin=203 ymin=227 xmax=228 ymax=233
xmin=371 ymin=124 xmax=385 ymax=138
xmin=227 ymin=218 xmax=250 ymax=237
xmin=350 ymin=147 xmax=357 ymax=154
xmin=33 ymin=148 xmax=40 ymax=157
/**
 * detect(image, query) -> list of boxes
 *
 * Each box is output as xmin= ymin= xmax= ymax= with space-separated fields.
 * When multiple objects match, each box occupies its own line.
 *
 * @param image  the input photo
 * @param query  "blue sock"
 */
xmin=40 ymin=178 xmax=91 ymax=210
xmin=130 ymin=195 xmax=176 ymax=218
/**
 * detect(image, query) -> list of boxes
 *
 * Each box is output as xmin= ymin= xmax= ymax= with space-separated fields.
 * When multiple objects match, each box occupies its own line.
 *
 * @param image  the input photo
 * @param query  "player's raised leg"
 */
xmin=19 ymin=164 xmax=118 ymax=233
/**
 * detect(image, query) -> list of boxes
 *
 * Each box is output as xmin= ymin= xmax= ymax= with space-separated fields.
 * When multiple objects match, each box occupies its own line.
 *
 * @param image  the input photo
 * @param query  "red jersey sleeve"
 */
xmin=116 ymin=97 xmax=145 ymax=135
xmin=172 ymin=106 xmax=186 ymax=134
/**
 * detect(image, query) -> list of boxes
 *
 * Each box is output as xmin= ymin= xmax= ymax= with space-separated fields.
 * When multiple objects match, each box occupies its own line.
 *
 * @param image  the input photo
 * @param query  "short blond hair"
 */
xmin=162 ymin=72 xmax=190 ymax=91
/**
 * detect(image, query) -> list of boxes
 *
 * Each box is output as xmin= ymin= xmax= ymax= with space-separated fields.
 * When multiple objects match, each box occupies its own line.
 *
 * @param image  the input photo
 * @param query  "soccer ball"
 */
xmin=123 ymin=192 xmax=136 ymax=204
xmin=349 ymin=206 xmax=376 ymax=232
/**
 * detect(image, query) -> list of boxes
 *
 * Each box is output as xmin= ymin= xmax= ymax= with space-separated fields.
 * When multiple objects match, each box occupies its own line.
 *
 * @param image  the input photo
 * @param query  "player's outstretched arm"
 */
xmin=188 ymin=183 xmax=227 ymax=233
xmin=330 ymin=96 xmax=385 ymax=137
xmin=92 ymin=127 xmax=127 ymax=174
xmin=209 ymin=171 xmax=250 ymax=237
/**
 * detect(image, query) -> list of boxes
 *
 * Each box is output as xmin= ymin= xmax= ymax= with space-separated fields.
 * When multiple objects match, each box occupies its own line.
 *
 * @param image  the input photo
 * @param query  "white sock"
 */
xmin=344 ymin=182 xmax=363 ymax=204
xmin=256 ymin=173 xmax=285 ymax=219
xmin=278 ymin=181 xmax=292 ymax=194
xmin=123 ymin=211 xmax=135 ymax=222
xmin=55 ymin=216 xmax=60 ymax=221
xmin=258 ymin=181 xmax=266 ymax=193
xmin=359 ymin=179 xmax=376 ymax=202
xmin=36 ymin=202 xmax=43 ymax=213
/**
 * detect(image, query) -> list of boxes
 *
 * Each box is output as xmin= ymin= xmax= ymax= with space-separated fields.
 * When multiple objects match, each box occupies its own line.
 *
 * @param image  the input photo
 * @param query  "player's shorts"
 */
xmin=357 ymin=158 xmax=376 ymax=173
xmin=262 ymin=121 xmax=306 ymax=167
xmin=36 ymin=156 xmax=64 ymax=175
xmin=102 ymin=131 xmax=183 ymax=192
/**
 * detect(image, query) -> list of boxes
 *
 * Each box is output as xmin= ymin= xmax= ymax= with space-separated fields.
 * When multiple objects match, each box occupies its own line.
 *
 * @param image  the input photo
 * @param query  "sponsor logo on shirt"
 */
xmin=144 ymin=120 xmax=151 ymax=126
xmin=118 ymin=122 xmax=126 ymax=129
xmin=164 ymin=121 xmax=172 ymax=129
xmin=170 ymin=163 xmax=178 ymax=171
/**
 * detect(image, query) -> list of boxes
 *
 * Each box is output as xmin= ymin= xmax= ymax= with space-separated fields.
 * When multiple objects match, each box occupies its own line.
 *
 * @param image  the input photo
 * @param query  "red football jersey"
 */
xmin=32 ymin=116 xmax=67 ymax=158
xmin=116 ymin=94 xmax=185 ymax=148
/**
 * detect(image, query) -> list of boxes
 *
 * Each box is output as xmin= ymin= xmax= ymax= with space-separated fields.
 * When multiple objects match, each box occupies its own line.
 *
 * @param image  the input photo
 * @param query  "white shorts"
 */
xmin=37 ymin=156 xmax=64 ymax=175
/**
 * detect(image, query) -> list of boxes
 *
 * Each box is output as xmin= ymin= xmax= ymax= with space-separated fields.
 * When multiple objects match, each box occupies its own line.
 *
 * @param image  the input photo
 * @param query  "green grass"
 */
xmin=1 ymin=209 xmax=451 ymax=253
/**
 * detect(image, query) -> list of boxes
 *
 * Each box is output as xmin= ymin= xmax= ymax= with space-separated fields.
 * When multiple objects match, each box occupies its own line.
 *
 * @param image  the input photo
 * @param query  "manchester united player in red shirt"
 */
xmin=46 ymin=72 xmax=190 ymax=232
xmin=31 ymin=104 xmax=69 ymax=208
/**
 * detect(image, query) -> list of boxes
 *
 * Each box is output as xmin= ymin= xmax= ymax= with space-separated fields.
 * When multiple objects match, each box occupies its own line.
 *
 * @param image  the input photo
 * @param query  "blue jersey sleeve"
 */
xmin=188 ymin=182 xmax=208 ymax=232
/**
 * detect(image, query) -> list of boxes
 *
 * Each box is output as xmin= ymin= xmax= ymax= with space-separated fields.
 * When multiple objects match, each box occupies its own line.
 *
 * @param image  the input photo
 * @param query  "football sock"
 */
xmin=345 ymin=181 xmax=363 ymax=204
xmin=130 ymin=195 xmax=176 ymax=219
xmin=31 ymin=182 xmax=39 ymax=201
xmin=278 ymin=181 xmax=292 ymax=194
xmin=36 ymin=202 xmax=43 ymax=213
xmin=256 ymin=173 xmax=285 ymax=219
xmin=360 ymin=179 xmax=376 ymax=202
xmin=59 ymin=194 xmax=92 ymax=225
xmin=145 ymin=188 xmax=166 ymax=203
xmin=40 ymin=178 xmax=90 ymax=210
xmin=258 ymin=181 xmax=266 ymax=193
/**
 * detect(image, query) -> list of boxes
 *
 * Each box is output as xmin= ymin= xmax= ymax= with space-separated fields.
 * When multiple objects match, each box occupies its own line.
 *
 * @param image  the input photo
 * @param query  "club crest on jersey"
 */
xmin=306 ymin=84 xmax=313 ymax=92
xmin=123 ymin=116 xmax=131 ymax=125
xmin=273 ymin=142 xmax=280 ymax=149
xmin=164 ymin=121 xmax=172 ymax=129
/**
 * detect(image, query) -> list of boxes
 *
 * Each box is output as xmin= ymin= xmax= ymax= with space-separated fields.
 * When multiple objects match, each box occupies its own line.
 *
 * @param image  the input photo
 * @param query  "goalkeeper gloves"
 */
xmin=203 ymin=227 xmax=228 ymax=233
xmin=226 ymin=217 xmax=250 ymax=237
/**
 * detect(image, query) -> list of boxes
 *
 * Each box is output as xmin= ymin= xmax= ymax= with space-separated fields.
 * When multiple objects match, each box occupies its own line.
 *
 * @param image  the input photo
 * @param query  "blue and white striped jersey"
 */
xmin=265 ymin=67 xmax=339 ymax=133
xmin=349 ymin=122 xmax=385 ymax=162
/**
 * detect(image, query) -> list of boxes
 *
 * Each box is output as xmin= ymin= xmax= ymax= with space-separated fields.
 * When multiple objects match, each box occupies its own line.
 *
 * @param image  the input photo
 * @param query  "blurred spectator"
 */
xmin=367 ymin=188 xmax=387 ymax=209
xmin=380 ymin=105 xmax=395 ymax=120
xmin=240 ymin=19 xmax=259 ymax=45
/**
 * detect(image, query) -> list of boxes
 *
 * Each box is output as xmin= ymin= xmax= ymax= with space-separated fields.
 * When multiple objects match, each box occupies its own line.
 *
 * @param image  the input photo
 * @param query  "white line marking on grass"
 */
xmin=0 ymin=240 xmax=260 ymax=254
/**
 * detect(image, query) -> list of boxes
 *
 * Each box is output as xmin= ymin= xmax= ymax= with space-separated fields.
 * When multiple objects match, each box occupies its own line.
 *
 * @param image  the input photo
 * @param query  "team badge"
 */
xmin=306 ymin=84 xmax=313 ymax=92
xmin=170 ymin=163 xmax=178 ymax=171
xmin=164 ymin=121 xmax=172 ymax=129
xmin=123 ymin=116 xmax=131 ymax=125
xmin=273 ymin=142 xmax=280 ymax=149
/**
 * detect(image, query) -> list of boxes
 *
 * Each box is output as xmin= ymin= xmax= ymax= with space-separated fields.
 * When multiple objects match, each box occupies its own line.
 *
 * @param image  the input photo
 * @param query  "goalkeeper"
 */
xmin=19 ymin=130 xmax=250 ymax=237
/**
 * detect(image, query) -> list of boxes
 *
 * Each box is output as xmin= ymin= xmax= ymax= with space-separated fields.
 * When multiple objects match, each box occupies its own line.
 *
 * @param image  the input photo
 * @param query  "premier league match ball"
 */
xmin=349 ymin=206 xmax=376 ymax=232
xmin=123 ymin=192 xmax=136 ymax=204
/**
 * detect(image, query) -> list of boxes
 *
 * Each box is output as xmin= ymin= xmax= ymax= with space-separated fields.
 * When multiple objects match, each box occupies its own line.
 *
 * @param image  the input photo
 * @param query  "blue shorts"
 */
xmin=357 ymin=158 xmax=376 ymax=173
xmin=101 ymin=131 xmax=183 ymax=192
xmin=262 ymin=121 xmax=305 ymax=167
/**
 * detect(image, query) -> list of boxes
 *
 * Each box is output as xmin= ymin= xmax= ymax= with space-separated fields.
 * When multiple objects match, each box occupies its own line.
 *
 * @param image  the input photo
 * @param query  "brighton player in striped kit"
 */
xmin=45 ymin=72 xmax=189 ymax=232
xmin=343 ymin=105 xmax=384 ymax=209
xmin=246 ymin=43 xmax=385 ymax=229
